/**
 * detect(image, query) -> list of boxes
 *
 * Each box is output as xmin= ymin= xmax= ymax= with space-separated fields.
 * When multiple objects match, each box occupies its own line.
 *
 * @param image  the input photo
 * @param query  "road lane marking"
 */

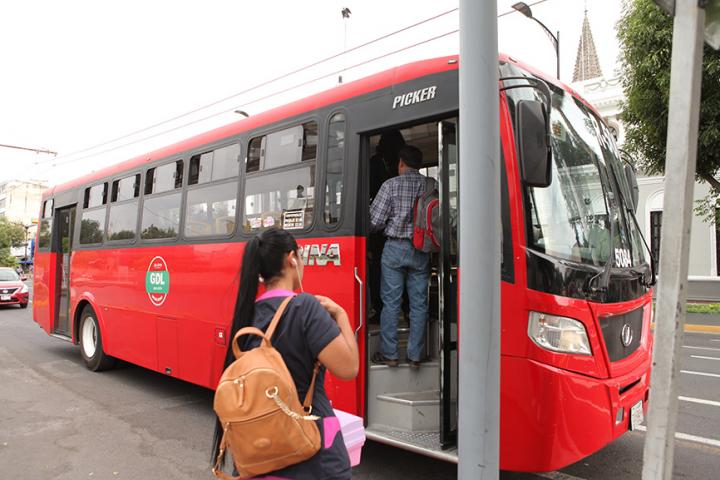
xmin=655 ymin=323 xmax=720 ymax=334
xmin=679 ymin=396 xmax=720 ymax=408
xmin=635 ymin=425 xmax=720 ymax=448
xmin=684 ymin=346 xmax=720 ymax=352
xmin=690 ymin=355 xmax=720 ymax=361
xmin=537 ymin=472 xmax=587 ymax=480
xmin=682 ymin=370 xmax=720 ymax=378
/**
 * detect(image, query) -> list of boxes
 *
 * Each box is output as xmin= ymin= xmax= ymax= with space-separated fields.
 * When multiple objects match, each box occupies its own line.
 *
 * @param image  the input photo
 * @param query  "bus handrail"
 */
xmin=354 ymin=267 xmax=364 ymax=338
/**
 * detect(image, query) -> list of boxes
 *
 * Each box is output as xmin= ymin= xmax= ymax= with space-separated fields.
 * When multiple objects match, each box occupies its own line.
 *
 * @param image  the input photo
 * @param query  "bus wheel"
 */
xmin=79 ymin=306 xmax=115 ymax=371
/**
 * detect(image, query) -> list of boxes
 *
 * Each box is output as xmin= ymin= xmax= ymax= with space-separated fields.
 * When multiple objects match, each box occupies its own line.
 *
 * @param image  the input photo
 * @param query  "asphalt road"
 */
xmin=1 ymin=290 xmax=719 ymax=479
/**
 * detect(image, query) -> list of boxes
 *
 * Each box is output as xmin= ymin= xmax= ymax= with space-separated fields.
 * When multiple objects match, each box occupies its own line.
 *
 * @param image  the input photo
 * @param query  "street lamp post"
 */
xmin=512 ymin=2 xmax=560 ymax=80
xmin=23 ymin=225 xmax=30 ymax=271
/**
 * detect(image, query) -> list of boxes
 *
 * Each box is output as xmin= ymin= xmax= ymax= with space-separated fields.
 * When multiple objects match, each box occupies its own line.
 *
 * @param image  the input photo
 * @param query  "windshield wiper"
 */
xmin=607 ymin=159 xmax=657 ymax=287
xmin=619 ymin=193 xmax=657 ymax=287
xmin=586 ymin=206 xmax=616 ymax=299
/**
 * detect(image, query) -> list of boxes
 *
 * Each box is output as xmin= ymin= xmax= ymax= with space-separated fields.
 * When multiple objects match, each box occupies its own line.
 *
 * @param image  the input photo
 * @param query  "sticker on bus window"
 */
xmin=282 ymin=210 xmax=304 ymax=230
xmin=249 ymin=217 xmax=262 ymax=229
xmin=263 ymin=216 xmax=275 ymax=228
xmin=146 ymin=256 xmax=170 ymax=307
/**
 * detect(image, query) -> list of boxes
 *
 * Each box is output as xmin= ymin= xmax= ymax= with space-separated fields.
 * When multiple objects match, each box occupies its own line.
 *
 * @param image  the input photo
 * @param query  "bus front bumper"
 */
xmin=500 ymin=355 xmax=650 ymax=472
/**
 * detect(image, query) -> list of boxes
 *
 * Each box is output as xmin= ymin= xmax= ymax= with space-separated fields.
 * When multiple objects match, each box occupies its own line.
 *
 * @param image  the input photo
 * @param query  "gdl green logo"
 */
xmin=146 ymin=256 xmax=170 ymax=306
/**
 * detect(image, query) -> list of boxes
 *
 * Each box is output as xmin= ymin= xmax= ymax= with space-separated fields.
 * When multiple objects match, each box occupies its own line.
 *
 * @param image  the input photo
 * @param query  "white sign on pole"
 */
xmin=655 ymin=0 xmax=720 ymax=48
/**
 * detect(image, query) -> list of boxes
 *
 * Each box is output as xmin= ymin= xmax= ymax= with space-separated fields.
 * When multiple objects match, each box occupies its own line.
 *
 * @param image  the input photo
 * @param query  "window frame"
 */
xmin=145 ymin=159 xmax=184 ymax=196
xmin=188 ymin=142 xmax=242 ymax=187
xmin=84 ymin=182 xmax=108 ymax=209
xmin=139 ymin=160 xmax=185 ymax=244
xmin=111 ymin=172 xmax=141 ymax=203
xmin=182 ymin=141 xmax=241 ymax=240
xmin=105 ymin=170 xmax=142 ymax=245
xmin=321 ymin=110 xmax=348 ymax=231
xmin=241 ymin=117 xmax=321 ymax=235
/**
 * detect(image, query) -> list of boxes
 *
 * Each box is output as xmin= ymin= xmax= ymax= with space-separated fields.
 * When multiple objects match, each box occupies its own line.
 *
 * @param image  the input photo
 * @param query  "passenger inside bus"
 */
xmin=367 ymin=121 xmax=451 ymax=366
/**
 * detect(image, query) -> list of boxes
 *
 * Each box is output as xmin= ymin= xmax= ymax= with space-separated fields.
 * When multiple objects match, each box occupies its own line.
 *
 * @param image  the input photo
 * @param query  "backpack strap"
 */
xmin=212 ymin=423 xmax=248 ymax=480
xmin=230 ymin=296 xmax=293 ymax=360
xmin=302 ymin=362 xmax=321 ymax=413
xmin=424 ymin=176 xmax=436 ymax=195
xmin=264 ymin=295 xmax=294 ymax=340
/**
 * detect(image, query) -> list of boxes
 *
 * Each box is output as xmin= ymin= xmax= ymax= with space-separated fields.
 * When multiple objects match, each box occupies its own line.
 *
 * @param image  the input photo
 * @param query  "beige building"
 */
xmin=0 ymin=180 xmax=48 ymax=251
xmin=571 ymin=11 xmax=719 ymax=279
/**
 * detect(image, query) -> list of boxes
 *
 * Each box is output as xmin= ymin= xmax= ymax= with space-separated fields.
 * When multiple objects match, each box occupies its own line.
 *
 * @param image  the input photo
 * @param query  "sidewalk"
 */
xmin=653 ymin=313 xmax=720 ymax=333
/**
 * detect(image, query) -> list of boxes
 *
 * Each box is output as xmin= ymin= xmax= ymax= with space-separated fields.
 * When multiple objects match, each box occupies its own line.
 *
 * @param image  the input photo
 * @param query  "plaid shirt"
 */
xmin=370 ymin=169 xmax=433 ymax=239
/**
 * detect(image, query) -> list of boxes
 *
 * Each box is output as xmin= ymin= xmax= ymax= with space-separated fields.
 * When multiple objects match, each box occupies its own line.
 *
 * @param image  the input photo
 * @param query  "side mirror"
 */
xmin=516 ymin=100 xmax=552 ymax=188
xmin=624 ymin=163 xmax=640 ymax=213
xmin=20 ymin=275 xmax=27 ymax=281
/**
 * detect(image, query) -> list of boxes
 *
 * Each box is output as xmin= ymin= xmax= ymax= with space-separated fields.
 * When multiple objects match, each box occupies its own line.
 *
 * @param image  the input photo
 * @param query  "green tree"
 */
xmin=617 ymin=0 xmax=720 ymax=222
xmin=0 ymin=217 xmax=26 ymax=267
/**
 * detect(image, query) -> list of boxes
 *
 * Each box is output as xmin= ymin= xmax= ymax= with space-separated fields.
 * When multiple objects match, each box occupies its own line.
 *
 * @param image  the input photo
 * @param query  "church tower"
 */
xmin=572 ymin=9 xmax=603 ymax=82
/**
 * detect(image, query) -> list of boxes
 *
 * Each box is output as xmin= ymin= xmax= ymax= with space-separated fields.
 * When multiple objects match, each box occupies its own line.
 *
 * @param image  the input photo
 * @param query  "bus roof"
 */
xmin=46 ymin=53 xmax=586 ymax=198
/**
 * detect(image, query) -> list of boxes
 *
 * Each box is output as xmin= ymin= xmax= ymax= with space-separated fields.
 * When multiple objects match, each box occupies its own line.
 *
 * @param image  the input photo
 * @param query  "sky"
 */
xmin=0 ymin=0 xmax=624 ymax=186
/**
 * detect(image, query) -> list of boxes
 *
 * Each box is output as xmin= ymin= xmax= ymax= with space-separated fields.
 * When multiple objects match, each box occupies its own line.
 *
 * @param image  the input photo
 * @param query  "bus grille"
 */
xmin=599 ymin=307 xmax=643 ymax=362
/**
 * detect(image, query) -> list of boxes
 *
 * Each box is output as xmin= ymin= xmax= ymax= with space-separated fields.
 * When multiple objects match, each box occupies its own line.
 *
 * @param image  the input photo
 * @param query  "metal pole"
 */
xmin=458 ymin=1 xmax=500 ymax=479
xmin=642 ymin=1 xmax=705 ymax=479
xmin=556 ymin=30 xmax=560 ymax=80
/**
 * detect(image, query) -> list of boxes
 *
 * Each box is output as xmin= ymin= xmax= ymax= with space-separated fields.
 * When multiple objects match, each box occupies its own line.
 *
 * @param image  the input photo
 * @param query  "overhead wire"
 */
xmin=39 ymin=0 xmax=551 ymax=172
xmin=45 ymin=29 xmax=460 ymax=170
xmin=46 ymin=7 xmax=460 ymax=164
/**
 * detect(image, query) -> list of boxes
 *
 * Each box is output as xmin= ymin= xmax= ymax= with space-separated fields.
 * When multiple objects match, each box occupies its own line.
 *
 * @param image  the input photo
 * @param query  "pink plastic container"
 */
xmin=334 ymin=409 xmax=366 ymax=467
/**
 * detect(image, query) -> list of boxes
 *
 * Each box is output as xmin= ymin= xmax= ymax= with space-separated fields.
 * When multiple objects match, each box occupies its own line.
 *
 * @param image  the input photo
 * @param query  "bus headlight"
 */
xmin=528 ymin=312 xmax=592 ymax=355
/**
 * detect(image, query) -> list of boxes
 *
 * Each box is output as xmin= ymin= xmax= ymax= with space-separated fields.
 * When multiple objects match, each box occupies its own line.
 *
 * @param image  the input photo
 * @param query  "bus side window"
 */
xmin=243 ymin=122 xmax=317 ymax=232
xmin=38 ymin=199 xmax=53 ymax=249
xmin=145 ymin=160 xmax=183 ymax=195
xmin=141 ymin=160 xmax=184 ymax=240
xmin=324 ymin=113 xmax=345 ymax=225
xmin=80 ymin=182 xmax=107 ymax=245
xmin=107 ymin=173 xmax=141 ymax=242
xmin=184 ymin=143 xmax=240 ymax=238
xmin=189 ymin=143 xmax=240 ymax=185
xmin=84 ymin=183 xmax=107 ymax=209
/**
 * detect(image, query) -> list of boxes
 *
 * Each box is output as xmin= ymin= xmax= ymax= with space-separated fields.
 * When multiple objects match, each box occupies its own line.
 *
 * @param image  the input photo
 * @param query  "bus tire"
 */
xmin=79 ymin=306 xmax=115 ymax=371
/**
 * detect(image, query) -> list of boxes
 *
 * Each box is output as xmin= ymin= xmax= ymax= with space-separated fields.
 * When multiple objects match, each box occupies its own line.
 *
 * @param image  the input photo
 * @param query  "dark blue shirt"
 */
xmin=242 ymin=293 xmax=350 ymax=480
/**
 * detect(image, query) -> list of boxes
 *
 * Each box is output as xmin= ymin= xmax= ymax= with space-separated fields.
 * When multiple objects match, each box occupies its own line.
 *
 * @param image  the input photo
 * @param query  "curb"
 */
xmin=651 ymin=323 xmax=720 ymax=334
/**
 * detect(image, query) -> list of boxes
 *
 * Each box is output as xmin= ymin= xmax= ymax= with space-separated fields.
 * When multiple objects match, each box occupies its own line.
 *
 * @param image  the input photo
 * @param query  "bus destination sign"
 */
xmin=146 ymin=256 xmax=170 ymax=307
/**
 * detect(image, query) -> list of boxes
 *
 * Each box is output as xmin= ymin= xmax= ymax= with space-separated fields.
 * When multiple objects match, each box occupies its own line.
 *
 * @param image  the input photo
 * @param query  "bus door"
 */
xmin=53 ymin=206 xmax=75 ymax=337
xmin=437 ymin=119 xmax=458 ymax=448
xmin=364 ymin=118 xmax=458 ymax=452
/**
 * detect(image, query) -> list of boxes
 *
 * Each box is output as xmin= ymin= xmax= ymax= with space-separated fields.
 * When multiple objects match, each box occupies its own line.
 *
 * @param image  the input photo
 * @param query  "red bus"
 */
xmin=32 ymin=54 xmax=654 ymax=472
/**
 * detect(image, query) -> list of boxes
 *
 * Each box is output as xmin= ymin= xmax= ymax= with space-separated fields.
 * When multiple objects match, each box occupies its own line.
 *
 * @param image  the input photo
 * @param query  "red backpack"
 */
xmin=412 ymin=177 xmax=441 ymax=253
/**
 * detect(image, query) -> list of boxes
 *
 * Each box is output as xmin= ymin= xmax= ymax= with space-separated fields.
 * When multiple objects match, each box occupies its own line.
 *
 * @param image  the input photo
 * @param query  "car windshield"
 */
xmin=0 ymin=270 xmax=20 ymax=281
xmin=502 ymin=66 xmax=647 ymax=268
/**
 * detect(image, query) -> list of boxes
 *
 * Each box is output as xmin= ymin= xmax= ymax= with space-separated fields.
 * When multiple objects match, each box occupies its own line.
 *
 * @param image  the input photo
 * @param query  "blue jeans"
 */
xmin=379 ymin=239 xmax=430 ymax=362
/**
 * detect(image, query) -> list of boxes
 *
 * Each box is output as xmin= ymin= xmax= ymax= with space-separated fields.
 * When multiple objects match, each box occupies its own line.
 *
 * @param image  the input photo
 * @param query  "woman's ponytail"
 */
xmin=212 ymin=227 xmax=299 ymax=464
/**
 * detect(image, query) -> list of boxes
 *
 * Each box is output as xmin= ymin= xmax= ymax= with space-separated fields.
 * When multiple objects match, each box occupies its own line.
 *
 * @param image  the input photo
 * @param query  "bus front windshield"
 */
xmin=504 ymin=72 xmax=647 ymax=269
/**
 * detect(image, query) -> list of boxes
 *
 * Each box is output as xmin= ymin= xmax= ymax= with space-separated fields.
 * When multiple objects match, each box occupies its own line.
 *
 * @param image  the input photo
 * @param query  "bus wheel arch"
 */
xmin=77 ymin=303 xmax=115 ymax=372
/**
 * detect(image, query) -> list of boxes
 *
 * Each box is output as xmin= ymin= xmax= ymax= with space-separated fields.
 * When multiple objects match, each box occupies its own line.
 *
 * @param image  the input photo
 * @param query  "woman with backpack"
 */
xmin=211 ymin=227 xmax=359 ymax=479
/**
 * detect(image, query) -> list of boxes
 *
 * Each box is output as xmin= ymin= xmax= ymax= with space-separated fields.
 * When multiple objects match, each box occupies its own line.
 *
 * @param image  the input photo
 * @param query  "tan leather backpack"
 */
xmin=212 ymin=296 xmax=321 ymax=479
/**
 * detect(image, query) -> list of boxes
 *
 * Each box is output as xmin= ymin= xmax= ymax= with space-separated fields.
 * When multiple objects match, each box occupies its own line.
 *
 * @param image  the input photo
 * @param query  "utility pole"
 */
xmin=0 ymin=143 xmax=57 ymax=156
xmin=458 ymin=0 xmax=500 ymax=479
xmin=642 ymin=0 xmax=706 ymax=478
